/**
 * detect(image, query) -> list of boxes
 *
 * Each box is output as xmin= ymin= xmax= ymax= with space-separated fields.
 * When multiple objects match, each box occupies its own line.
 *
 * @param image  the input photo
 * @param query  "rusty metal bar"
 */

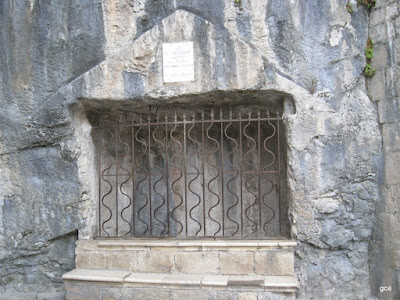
xmin=183 ymin=112 xmax=188 ymax=236
xmin=258 ymin=109 xmax=262 ymax=237
xmin=165 ymin=113 xmax=170 ymax=236
xmin=239 ymin=111 xmax=243 ymax=237
xmin=92 ymin=117 xmax=282 ymax=129
xmin=98 ymin=115 xmax=102 ymax=237
xmin=103 ymin=170 xmax=278 ymax=177
xmin=131 ymin=113 xmax=135 ymax=236
xmin=201 ymin=109 xmax=206 ymax=236
xmin=115 ymin=126 xmax=119 ymax=236
xmin=148 ymin=108 xmax=153 ymax=236
xmin=220 ymin=109 xmax=225 ymax=236
xmin=277 ymin=118 xmax=281 ymax=236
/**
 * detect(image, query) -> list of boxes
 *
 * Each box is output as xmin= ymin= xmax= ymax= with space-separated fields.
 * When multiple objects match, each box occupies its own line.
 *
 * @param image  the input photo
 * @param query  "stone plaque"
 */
xmin=163 ymin=42 xmax=194 ymax=83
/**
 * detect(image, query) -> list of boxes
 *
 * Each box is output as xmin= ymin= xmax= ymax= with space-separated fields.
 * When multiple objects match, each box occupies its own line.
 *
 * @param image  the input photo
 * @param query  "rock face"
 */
xmin=0 ymin=0 xmax=397 ymax=299
xmin=368 ymin=1 xmax=400 ymax=299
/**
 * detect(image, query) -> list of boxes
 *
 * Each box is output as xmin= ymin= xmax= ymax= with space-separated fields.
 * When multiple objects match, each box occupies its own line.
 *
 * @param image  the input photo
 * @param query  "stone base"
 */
xmin=74 ymin=239 xmax=296 ymax=276
xmin=63 ymin=269 xmax=296 ymax=300
xmin=64 ymin=239 xmax=297 ymax=299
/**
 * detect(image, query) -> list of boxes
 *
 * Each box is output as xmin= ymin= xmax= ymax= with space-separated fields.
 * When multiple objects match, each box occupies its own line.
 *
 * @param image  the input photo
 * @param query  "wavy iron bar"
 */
xmin=96 ymin=106 xmax=282 ymax=239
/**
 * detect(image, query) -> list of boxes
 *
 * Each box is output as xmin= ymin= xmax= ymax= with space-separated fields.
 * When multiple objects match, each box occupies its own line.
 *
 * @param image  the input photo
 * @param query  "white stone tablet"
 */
xmin=163 ymin=42 xmax=194 ymax=83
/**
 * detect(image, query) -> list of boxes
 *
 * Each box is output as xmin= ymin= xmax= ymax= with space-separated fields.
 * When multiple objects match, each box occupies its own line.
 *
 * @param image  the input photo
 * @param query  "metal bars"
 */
xmin=95 ymin=106 xmax=283 ymax=238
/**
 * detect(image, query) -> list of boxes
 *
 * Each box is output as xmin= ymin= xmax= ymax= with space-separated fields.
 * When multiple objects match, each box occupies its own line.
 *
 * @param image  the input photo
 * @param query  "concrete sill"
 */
xmin=96 ymin=239 xmax=296 ymax=251
xmin=63 ymin=269 xmax=298 ymax=292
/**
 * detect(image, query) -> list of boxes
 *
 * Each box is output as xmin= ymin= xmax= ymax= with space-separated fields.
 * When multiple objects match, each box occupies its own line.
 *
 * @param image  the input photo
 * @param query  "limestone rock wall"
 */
xmin=368 ymin=1 xmax=400 ymax=299
xmin=0 ymin=0 xmax=105 ymax=297
xmin=0 ymin=0 xmax=396 ymax=299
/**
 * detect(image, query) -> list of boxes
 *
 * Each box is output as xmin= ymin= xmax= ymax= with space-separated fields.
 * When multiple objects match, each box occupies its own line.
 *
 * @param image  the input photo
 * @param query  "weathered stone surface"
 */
xmin=175 ymin=252 xmax=220 ymax=274
xmin=0 ymin=0 xmax=105 ymax=296
xmin=107 ymin=251 xmax=138 ymax=271
xmin=171 ymin=289 xmax=209 ymax=300
xmin=369 ymin=3 xmax=400 ymax=298
xmin=0 ymin=0 xmax=396 ymax=299
xmin=137 ymin=251 xmax=174 ymax=273
xmin=254 ymin=251 xmax=294 ymax=276
xmin=220 ymin=252 xmax=254 ymax=275
xmin=238 ymin=292 xmax=257 ymax=300
xmin=368 ymin=70 xmax=386 ymax=101
xmin=75 ymin=251 xmax=107 ymax=269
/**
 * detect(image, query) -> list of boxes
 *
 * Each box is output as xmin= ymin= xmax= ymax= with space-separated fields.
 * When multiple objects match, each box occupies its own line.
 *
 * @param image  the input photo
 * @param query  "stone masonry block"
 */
xmin=65 ymin=282 xmax=101 ymax=300
xmin=131 ymin=289 xmax=170 ymax=300
xmin=238 ymin=292 xmax=258 ymax=300
xmin=121 ymin=288 xmax=170 ymax=300
xmin=394 ymin=38 xmax=400 ymax=66
xmin=75 ymin=251 xmax=107 ymax=269
xmin=382 ymin=185 xmax=400 ymax=213
xmin=137 ymin=251 xmax=174 ymax=273
xmin=257 ymin=291 xmax=296 ymax=300
xmin=383 ymin=123 xmax=400 ymax=151
xmin=171 ymin=289 xmax=209 ymax=300
xmin=254 ymin=251 xmax=294 ymax=276
xmin=370 ymin=8 xmax=385 ymax=27
xmin=368 ymin=70 xmax=386 ymax=101
xmin=107 ymin=251 xmax=138 ymax=271
xmin=396 ymin=18 xmax=400 ymax=36
xmin=385 ymin=151 xmax=400 ymax=185
xmin=372 ymin=44 xmax=388 ymax=70
xmin=379 ymin=99 xmax=398 ymax=124
xmin=208 ymin=291 xmax=238 ymax=300
xmin=370 ymin=24 xmax=387 ymax=44
xmin=76 ymin=240 xmax=100 ymax=251
xmin=380 ymin=212 xmax=400 ymax=242
xmin=175 ymin=251 xmax=220 ymax=274
xmin=220 ymin=252 xmax=254 ymax=275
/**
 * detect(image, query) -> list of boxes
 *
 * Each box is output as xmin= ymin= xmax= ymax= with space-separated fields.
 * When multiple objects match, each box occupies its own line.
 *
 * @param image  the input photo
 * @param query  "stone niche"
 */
xmin=83 ymin=91 xmax=291 ymax=239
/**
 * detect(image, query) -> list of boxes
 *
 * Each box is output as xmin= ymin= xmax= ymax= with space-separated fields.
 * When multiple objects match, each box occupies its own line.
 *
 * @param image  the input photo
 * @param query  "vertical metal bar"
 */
xmin=183 ymin=111 xmax=188 ymax=236
xmin=220 ymin=109 xmax=225 ymax=236
xmin=170 ymin=110 xmax=184 ymax=235
xmin=257 ymin=109 xmax=262 ymax=238
xmin=115 ymin=122 xmax=119 ymax=237
xmin=148 ymin=107 xmax=153 ymax=236
xmin=239 ymin=111 xmax=243 ymax=237
xmin=131 ymin=113 xmax=135 ymax=236
xmin=165 ymin=113 xmax=170 ymax=236
xmin=277 ymin=119 xmax=281 ymax=236
xmin=201 ymin=109 xmax=206 ymax=236
xmin=98 ymin=115 xmax=102 ymax=236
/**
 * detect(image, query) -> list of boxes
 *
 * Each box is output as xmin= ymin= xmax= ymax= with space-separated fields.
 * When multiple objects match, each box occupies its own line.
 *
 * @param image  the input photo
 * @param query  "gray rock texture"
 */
xmin=0 ymin=0 xmax=397 ymax=299
xmin=0 ymin=0 xmax=105 ymax=296
xmin=368 ymin=1 xmax=400 ymax=299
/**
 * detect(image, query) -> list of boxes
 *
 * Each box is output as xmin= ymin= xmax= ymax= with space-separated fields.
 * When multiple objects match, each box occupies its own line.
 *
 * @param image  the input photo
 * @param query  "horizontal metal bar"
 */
xmin=94 ymin=117 xmax=282 ymax=129
xmin=102 ymin=170 xmax=279 ymax=177
xmin=93 ymin=235 xmax=290 ymax=240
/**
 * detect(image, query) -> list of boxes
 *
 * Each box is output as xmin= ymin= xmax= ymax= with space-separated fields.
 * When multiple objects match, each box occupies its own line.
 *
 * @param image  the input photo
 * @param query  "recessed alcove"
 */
xmin=78 ymin=90 xmax=294 ymax=240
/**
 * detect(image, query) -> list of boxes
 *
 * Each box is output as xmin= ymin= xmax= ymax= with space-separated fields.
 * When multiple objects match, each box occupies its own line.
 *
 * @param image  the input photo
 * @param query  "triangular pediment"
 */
xmin=77 ymin=9 xmax=265 ymax=103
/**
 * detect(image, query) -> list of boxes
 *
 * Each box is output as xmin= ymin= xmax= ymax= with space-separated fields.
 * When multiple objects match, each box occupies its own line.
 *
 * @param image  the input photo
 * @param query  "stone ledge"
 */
xmin=62 ymin=269 xmax=130 ymax=283
xmin=63 ymin=269 xmax=298 ymax=292
xmin=95 ymin=239 xmax=296 ymax=251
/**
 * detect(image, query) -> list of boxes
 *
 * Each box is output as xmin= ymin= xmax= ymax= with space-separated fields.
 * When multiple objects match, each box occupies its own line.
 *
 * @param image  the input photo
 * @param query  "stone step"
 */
xmin=75 ymin=239 xmax=296 ymax=276
xmin=63 ymin=269 xmax=298 ymax=299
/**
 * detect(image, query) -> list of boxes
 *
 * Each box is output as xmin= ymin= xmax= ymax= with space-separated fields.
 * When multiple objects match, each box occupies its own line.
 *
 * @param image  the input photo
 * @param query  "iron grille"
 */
xmin=94 ymin=106 xmax=283 ymax=238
